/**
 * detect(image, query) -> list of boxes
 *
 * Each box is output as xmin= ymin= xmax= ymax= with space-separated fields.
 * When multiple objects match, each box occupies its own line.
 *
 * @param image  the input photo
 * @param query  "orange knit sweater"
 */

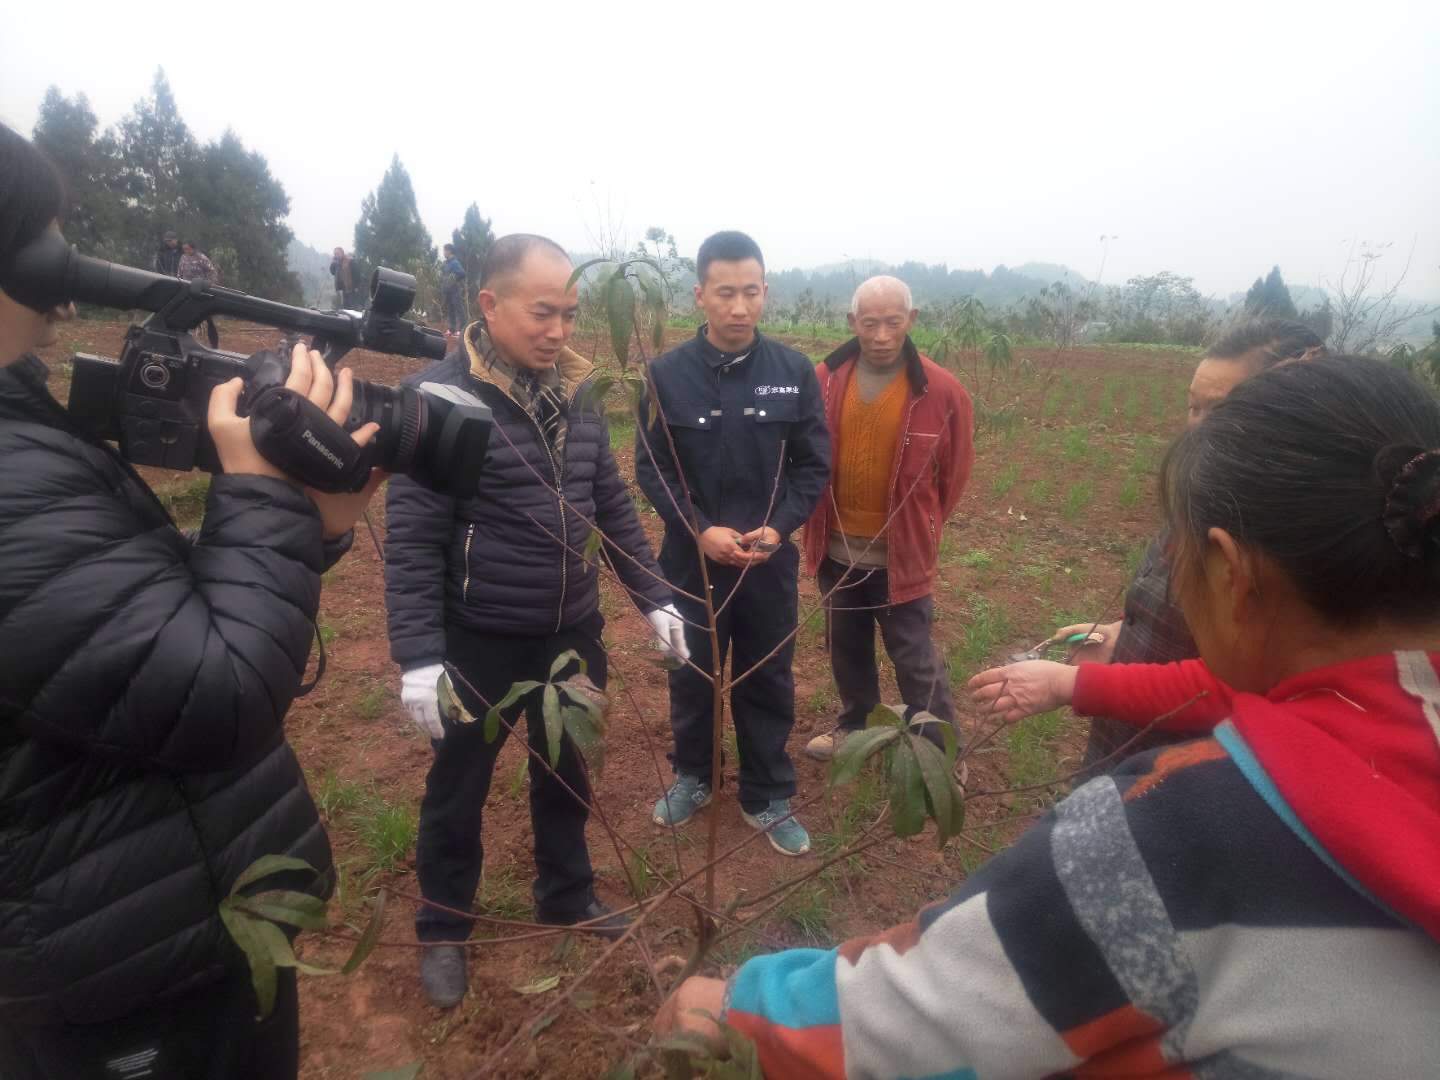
xmin=833 ymin=370 xmax=907 ymax=538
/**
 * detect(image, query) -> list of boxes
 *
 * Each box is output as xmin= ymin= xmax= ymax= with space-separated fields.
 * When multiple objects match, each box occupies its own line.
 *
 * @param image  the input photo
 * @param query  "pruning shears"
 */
xmin=1006 ymin=630 xmax=1106 ymax=665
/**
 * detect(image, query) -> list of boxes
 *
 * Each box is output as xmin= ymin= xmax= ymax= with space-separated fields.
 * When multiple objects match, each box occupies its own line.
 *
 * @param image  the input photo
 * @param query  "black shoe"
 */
xmin=535 ymin=899 xmax=632 ymax=941
xmin=420 ymin=944 xmax=467 ymax=1008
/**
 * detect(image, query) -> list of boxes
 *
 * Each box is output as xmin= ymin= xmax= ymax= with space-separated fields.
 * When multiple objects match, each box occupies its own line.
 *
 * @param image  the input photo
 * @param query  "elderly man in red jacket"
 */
xmin=803 ymin=276 xmax=974 ymax=760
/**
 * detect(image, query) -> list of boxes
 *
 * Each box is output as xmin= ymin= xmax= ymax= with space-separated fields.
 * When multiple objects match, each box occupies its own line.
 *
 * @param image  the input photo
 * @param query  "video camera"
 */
xmin=1 ymin=229 xmax=491 ymax=495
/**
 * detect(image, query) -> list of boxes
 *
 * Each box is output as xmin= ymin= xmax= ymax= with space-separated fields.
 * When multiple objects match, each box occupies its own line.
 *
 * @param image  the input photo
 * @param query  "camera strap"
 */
xmin=247 ymin=386 xmax=371 ymax=493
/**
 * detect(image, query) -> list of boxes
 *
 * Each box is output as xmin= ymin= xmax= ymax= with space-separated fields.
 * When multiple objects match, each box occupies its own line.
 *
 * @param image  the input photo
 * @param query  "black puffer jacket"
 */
xmin=0 ymin=357 xmax=333 ymax=1025
xmin=385 ymin=341 xmax=671 ymax=668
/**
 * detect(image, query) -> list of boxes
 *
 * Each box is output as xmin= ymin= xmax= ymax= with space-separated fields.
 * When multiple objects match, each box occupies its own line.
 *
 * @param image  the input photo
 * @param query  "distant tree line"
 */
xmin=30 ymin=70 xmax=496 ymax=320
xmin=33 ymin=71 xmax=302 ymax=303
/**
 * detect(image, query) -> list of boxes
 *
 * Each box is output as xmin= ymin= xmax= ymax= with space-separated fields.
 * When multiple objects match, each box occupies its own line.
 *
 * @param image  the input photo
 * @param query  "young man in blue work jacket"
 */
xmin=635 ymin=231 xmax=831 ymax=856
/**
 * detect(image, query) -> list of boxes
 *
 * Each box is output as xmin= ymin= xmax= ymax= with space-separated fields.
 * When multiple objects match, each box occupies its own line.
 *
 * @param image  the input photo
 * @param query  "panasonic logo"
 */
xmin=303 ymin=429 xmax=344 ymax=470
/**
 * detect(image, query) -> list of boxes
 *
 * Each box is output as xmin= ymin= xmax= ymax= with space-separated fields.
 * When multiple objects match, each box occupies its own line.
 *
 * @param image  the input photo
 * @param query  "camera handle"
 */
xmin=247 ymin=385 xmax=373 ymax=493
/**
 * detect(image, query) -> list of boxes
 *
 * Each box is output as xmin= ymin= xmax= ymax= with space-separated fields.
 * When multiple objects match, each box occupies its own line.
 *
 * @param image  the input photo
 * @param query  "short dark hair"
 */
xmin=0 ymin=124 xmax=64 ymax=275
xmin=696 ymin=231 xmax=764 ymax=284
xmin=1161 ymin=356 xmax=1440 ymax=624
xmin=1208 ymin=316 xmax=1325 ymax=371
xmin=479 ymin=233 xmax=569 ymax=292
xmin=442 ymin=243 xmax=455 ymax=255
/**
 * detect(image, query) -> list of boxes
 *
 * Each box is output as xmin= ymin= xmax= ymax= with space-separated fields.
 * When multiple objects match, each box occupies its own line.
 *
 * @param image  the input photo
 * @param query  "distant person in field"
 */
xmin=152 ymin=228 xmax=181 ymax=276
xmin=383 ymin=233 xmax=687 ymax=1009
xmin=658 ymin=355 xmax=1440 ymax=1078
xmin=177 ymin=240 xmax=216 ymax=284
xmin=801 ymin=276 xmax=973 ymax=764
xmin=440 ymin=243 xmax=467 ymax=337
xmin=330 ymin=246 xmax=363 ymax=308
xmin=637 ymin=230 xmax=831 ymax=857
xmin=1041 ymin=317 xmax=1325 ymax=774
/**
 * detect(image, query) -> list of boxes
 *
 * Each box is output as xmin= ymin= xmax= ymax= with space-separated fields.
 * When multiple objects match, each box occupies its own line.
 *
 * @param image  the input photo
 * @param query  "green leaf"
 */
xmin=565 ymin=257 xmax=611 ymax=292
xmin=230 ymin=854 xmax=317 ymax=896
xmin=529 ymin=1011 xmax=559 ymax=1038
xmin=865 ymin=703 xmax=905 ymax=729
xmin=484 ymin=680 xmax=540 ymax=742
xmin=362 ymin=1065 xmax=422 ymax=1080
xmin=601 ymin=1060 xmax=638 ymax=1080
xmin=721 ymin=1022 xmax=764 ymax=1079
xmin=219 ymin=904 xmax=278 ymax=1018
xmin=562 ymin=703 xmax=604 ymax=774
xmin=946 ymin=779 xmax=967 ymax=839
xmin=542 ymin=683 xmax=563 ymax=768
xmin=576 ymin=374 xmax=616 ymax=415
xmin=890 ymin=739 xmax=927 ymax=837
xmin=829 ymin=726 xmax=900 ymax=787
xmin=342 ymin=889 xmax=388 ymax=975
xmin=550 ymin=648 xmax=581 ymax=680
xmin=237 ymin=889 xmax=329 ymax=931
xmin=516 ymin=973 xmax=561 ymax=995
xmin=250 ymin=914 xmax=336 ymax=977
xmin=508 ymin=754 xmax=530 ymax=798
xmin=582 ymin=527 xmax=604 ymax=567
xmin=909 ymin=735 xmax=956 ymax=846
xmin=607 ymin=273 xmax=637 ymax=368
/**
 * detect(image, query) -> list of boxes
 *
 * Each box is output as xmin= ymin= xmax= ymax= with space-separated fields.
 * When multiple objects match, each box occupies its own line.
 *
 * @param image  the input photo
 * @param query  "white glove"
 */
xmin=401 ymin=663 xmax=446 ymax=740
xmin=646 ymin=604 xmax=691 ymax=662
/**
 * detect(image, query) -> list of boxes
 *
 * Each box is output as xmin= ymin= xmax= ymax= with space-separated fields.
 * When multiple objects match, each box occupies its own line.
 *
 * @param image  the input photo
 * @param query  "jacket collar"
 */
xmin=695 ymin=324 xmax=760 ymax=369
xmin=463 ymin=322 xmax=593 ymax=404
xmin=0 ymin=355 xmax=67 ymax=425
xmin=823 ymin=336 xmax=927 ymax=395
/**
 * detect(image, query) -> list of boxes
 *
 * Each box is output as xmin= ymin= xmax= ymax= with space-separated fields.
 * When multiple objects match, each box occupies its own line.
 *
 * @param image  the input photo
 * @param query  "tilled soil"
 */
xmin=32 ymin=320 xmax=1195 ymax=1079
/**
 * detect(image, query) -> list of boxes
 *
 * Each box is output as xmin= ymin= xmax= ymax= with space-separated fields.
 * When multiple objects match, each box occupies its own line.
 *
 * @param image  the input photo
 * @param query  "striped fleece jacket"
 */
xmin=722 ymin=650 xmax=1440 ymax=1078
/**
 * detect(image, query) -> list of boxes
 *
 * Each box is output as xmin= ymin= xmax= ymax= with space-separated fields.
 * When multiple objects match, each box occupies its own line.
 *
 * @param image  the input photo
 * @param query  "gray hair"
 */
xmin=849 ymin=275 xmax=914 ymax=315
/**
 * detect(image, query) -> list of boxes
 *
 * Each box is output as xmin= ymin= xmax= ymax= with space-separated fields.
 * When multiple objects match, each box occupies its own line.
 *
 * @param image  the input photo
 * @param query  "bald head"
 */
xmin=480 ymin=233 xmax=571 ymax=296
xmin=850 ymin=275 xmax=913 ymax=316
xmin=848 ymin=276 xmax=918 ymax=368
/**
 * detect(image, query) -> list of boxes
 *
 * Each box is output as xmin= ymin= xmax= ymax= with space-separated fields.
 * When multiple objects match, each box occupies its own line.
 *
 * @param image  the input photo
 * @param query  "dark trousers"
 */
xmin=667 ymin=547 xmax=798 ymax=809
xmin=818 ymin=558 xmax=956 ymax=740
xmin=415 ymin=616 xmax=606 ymax=942
xmin=0 ymin=967 xmax=298 ymax=1080
xmin=443 ymin=288 xmax=464 ymax=333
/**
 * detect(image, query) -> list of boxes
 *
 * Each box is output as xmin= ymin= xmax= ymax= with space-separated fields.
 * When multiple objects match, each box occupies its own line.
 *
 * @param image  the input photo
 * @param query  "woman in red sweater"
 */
xmin=657 ymin=355 xmax=1440 ymax=1078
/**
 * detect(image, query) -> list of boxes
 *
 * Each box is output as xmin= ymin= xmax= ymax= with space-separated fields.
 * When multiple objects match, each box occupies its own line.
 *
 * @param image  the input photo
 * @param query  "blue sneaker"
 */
xmin=653 ymin=774 xmax=712 ymax=827
xmin=742 ymin=799 xmax=811 ymax=857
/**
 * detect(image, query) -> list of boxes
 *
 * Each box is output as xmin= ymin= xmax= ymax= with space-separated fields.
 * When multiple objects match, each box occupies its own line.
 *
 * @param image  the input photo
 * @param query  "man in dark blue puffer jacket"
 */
xmin=384 ymin=234 xmax=686 ymax=1008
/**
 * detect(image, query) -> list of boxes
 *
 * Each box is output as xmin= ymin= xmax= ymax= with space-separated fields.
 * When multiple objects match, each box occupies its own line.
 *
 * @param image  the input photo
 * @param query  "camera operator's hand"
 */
xmin=401 ymin=663 xmax=446 ymax=740
xmin=208 ymin=342 xmax=384 ymax=538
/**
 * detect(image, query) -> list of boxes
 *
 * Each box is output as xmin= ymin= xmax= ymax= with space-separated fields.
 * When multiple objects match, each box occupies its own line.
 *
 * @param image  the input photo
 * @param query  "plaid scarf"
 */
xmin=476 ymin=328 xmax=570 ymax=461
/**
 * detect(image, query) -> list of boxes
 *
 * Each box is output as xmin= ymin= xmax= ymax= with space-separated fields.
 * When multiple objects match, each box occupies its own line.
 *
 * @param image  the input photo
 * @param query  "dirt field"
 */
xmin=33 ymin=320 xmax=1196 ymax=1079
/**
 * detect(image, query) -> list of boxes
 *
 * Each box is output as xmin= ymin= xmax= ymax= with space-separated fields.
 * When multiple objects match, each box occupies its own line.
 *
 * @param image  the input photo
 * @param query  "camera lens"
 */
xmin=342 ymin=377 xmax=491 ymax=496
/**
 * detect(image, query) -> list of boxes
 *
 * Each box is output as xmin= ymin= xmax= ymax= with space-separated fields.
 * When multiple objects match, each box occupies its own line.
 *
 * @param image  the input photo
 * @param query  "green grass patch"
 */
xmin=779 ymin=883 xmax=835 ymax=947
xmin=476 ymin=867 xmax=532 ymax=923
xmin=607 ymin=413 xmax=635 ymax=452
xmin=359 ymin=802 xmax=418 ymax=875
xmin=991 ymin=462 xmax=1021 ymax=496
xmin=949 ymin=597 xmax=1014 ymax=677
xmin=1026 ymin=478 xmax=1052 ymax=505
xmin=1061 ymin=426 xmax=1093 ymax=463
xmin=1061 ymin=479 xmax=1095 ymax=521
xmin=1118 ymin=474 xmax=1142 ymax=508
xmin=958 ymin=550 xmax=993 ymax=571
xmin=1004 ymin=709 xmax=1067 ymax=794
xmin=357 ymin=683 xmax=387 ymax=721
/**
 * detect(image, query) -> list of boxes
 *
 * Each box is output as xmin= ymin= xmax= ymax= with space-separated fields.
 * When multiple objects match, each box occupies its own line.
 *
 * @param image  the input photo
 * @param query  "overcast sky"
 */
xmin=4 ymin=0 xmax=1437 ymax=300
